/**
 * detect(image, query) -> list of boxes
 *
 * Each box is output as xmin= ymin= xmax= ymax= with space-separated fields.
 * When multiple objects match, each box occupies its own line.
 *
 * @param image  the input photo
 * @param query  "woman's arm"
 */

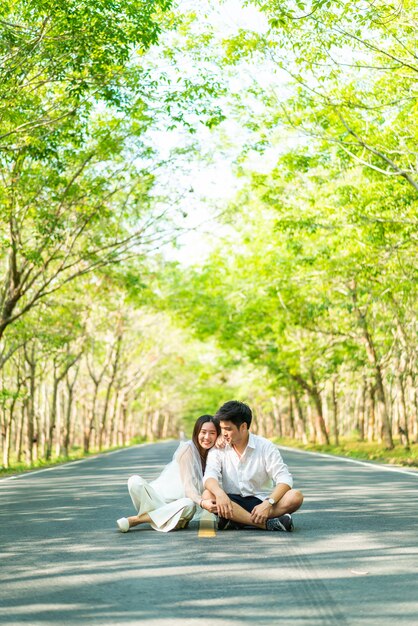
xmin=176 ymin=444 xmax=203 ymax=504
xmin=176 ymin=444 xmax=218 ymax=513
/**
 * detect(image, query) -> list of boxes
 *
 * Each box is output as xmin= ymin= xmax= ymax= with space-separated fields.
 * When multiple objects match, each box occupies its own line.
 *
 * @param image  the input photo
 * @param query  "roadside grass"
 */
xmin=274 ymin=436 xmax=418 ymax=469
xmin=3 ymin=435 xmax=418 ymax=478
xmin=0 ymin=436 xmax=148 ymax=478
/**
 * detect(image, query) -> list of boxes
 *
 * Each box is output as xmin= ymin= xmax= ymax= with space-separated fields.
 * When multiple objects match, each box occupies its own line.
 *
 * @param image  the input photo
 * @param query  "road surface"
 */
xmin=1 ymin=441 xmax=417 ymax=625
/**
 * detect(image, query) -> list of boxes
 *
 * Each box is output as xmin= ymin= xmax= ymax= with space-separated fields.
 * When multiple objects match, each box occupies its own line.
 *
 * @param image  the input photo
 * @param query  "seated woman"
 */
xmin=117 ymin=415 xmax=220 ymax=533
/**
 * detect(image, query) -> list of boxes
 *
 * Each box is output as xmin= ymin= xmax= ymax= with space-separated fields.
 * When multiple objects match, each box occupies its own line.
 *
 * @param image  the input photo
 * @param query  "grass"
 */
xmin=3 ymin=435 xmax=417 ymax=478
xmin=0 ymin=437 xmax=148 ymax=478
xmin=273 ymin=436 xmax=418 ymax=469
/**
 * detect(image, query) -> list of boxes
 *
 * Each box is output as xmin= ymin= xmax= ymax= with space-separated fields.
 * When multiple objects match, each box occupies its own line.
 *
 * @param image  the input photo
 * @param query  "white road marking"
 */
xmin=278 ymin=445 xmax=418 ymax=477
xmin=0 ymin=443 xmax=151 ymax=482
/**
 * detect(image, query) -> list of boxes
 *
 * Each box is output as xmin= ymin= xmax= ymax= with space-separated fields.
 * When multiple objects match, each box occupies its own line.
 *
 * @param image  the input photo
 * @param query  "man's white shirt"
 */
xmin=203 ymin=433 xmax=293 ymax=500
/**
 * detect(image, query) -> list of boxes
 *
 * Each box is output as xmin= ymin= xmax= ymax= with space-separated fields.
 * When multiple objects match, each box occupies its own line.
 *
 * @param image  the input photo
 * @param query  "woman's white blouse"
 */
xmin=150 ymin=441 xmax=203 ymax=504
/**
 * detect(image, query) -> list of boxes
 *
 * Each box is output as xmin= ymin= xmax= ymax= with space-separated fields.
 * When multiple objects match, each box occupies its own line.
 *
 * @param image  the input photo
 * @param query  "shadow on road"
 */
xmin=1 ymin=442 xmax=417 ymax=625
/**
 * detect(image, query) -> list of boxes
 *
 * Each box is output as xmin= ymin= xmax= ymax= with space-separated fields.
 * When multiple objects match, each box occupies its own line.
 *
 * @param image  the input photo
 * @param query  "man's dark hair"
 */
xmin=214 ymin=401 xmax=252 ymax=428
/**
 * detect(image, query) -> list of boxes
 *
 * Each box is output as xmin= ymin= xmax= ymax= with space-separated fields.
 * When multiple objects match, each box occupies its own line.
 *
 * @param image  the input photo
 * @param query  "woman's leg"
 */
xmin=176 ymin=499 xmax=196 ymax=528
xmin=126 ymin=511 xmax=152 ymax=528
xmin=127 ymin=475 xmax=166 ymax=514
xmin=117 ymin=475 xmax=166 ymax=532
xmin=148 ymin=498 xmax=196 ymax=533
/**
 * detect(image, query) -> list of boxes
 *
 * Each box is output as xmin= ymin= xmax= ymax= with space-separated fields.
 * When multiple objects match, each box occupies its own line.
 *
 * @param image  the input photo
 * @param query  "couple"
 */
xmin=117 ymin=401 xmax=303 ymax=533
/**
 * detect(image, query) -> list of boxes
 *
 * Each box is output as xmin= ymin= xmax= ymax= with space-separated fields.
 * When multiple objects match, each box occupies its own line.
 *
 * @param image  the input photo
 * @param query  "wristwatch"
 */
xmin=266 ymin=497 xmax=275 ymax=506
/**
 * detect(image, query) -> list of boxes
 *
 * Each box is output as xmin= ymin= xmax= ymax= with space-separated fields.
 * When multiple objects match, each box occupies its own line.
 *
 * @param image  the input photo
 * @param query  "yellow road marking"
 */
xmin=198 ymin=511 xmax=216 ymax=538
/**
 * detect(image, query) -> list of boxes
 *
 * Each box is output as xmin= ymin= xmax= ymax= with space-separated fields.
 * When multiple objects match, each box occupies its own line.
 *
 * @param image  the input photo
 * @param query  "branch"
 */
xmin=336 ymin=111 xmax=418 ymax=191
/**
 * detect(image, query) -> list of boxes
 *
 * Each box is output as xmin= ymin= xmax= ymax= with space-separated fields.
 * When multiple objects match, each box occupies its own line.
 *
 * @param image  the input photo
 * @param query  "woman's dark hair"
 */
xmin=192 ymin=414 xmax=221 ymax=471
xmin=214 ymin=401 xmax=252 ymax=428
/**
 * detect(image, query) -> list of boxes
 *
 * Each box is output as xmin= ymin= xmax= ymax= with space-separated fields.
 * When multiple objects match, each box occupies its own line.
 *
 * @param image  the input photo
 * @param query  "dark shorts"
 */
xmin=227 ymin=493 xmax=263 ymax=514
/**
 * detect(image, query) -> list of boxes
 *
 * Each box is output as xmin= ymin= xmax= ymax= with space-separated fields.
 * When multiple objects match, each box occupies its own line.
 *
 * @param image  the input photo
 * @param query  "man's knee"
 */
xmin=289 ymin=489 xmax=303 ymax=511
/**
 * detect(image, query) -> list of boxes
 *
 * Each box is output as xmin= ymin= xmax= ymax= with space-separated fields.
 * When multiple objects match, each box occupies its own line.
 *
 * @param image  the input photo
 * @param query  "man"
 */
xmin=204 ymin=400 xmax=303 ymax=531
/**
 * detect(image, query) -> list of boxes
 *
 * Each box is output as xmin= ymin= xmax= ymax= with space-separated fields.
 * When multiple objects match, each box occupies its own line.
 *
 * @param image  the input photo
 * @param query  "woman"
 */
xmin=116 ymin=415 xmax=220 ymax=533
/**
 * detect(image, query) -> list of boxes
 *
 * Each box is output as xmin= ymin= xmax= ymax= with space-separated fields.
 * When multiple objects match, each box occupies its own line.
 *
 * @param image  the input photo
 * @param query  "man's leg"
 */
xmin=268 ymin=489 xmax=304 ymax=518
xmin=218 ymin=495 xmax=265 ymax=530
xmin=219 ymin=493 xmax=303 ymax=531
xmin=228 ymin=501 xmax=265 ymax=529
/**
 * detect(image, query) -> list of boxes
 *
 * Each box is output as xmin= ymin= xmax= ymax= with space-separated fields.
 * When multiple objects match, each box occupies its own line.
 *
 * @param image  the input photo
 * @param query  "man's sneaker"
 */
xmin=266 ymin=514 xmax=294 ymax=532
xmin=217 ymin=517 xmax=243 ymax=530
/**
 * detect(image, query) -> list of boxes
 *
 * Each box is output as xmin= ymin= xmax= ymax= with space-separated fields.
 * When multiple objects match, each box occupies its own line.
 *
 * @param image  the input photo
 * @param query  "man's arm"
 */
xmin=203 ymin=449 xmax=234 ymax=518
xmin=265 ymin=443 xmax=293 ymax=488
xmin=250 ymin=483 xmax=290 ymax=525
xmin=250 ymin=443 xmax=293 ymax=525
xmin=204 ymin=478 xmax=234 ymax=518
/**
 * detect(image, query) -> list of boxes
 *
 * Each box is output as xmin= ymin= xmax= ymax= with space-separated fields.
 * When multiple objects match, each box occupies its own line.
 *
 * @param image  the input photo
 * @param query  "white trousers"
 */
xmin=127 ymin=475 xmax=196 ymax=533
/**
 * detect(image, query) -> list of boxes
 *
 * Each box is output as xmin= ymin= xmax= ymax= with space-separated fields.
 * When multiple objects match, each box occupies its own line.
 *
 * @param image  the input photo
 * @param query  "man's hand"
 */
xmin=216 ymin=493 xmax=233 ymax=518
xmin=215 ymin=436 xmax=227 ymax=449
xmin=201 ymin=499 xmax=218 ymax=514
xmin=250 ymin=501 xmax=272 ymax=525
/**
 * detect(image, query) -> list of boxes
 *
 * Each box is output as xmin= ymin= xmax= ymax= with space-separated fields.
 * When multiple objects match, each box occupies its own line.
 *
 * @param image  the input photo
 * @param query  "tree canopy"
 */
xmin=1 ymin=0 xmax=417 ymax=470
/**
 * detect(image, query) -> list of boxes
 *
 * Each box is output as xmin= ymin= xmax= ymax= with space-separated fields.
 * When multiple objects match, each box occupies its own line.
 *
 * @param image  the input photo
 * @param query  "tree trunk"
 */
xmin=366 ymin=382 xmax=376 ymax=442
xmin=288 ymin=394 xmax=295 ymax=439
xmin=407 ymin=373 xmax=418 ymax=443
xmin=99 ymin=381 xmax=113 ymax=451
xmin=85 ymin=382 xmax=99 ymax=453
xmin=358 ymin=380 xmax=367 ymax=442
xmin=271 ymin=397 xmax=282 ymax=438
xmin=16 ymin=394 xmax=26 ymax=463
xmin=397 ymin=373 xmax=410 ymax=450
xmin=23 ymin=345 xmax=37 ymax=465
xmin=121 ymin=399 xmax=128 ymax=445
xmin=350 ymin=284 xmax=393 ymax=449
xmin=151 ymin=409 xmax=160 ymax=440
xmin=46 ymin=375 xmax=59 ymax=461
xmin=62 ymin=361 xmax=80 ymax=457
xmin=161 ymin=411 xmax=170 ymax=439
xmin=293 ymin=374 xmax=329 ymax=445
xmin=100 ymin=329 xmax=123 ymax=450
xmin=108 ymin=389 xmax=120 ymax=448
xmin=293 ymin=392 xmax=308 ymax=443
xmin=3 ymin=405 xmax=13 ymax=468
xmin=332 ymin=378 xmax=339 ymax=446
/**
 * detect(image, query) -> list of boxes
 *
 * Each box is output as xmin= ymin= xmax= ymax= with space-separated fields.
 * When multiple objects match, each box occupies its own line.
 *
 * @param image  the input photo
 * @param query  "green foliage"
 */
xmin=1 ymin=0 xmax=417 ymax=468
xmin=274 ymin=437 xmax=418 ymax=468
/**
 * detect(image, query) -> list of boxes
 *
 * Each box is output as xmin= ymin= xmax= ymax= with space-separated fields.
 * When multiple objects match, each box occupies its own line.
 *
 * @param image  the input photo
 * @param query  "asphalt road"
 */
xmin=1 ymin=441 xmax=417 ymax=626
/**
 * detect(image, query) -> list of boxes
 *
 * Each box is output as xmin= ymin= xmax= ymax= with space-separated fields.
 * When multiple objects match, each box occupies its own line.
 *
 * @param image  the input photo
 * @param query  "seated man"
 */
xmin=204 ymin=400 xmax=303 ymax=532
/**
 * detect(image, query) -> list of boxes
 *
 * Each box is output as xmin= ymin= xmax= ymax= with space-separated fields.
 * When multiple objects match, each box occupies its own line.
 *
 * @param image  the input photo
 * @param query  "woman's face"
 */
xmin=197 ymin=421 xmax=218 ymax=450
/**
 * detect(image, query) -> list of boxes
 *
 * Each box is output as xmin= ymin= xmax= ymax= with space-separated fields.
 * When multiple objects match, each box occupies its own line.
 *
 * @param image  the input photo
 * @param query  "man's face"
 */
xmin=219 ymin=420 xmax=247 ymax=445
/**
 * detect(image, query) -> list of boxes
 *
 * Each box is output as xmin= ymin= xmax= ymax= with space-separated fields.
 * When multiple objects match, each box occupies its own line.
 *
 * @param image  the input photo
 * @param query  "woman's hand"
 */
xmin=200 ymin=499 xmax=218 ymax=514
xmin=215 ymin=435 xmax=227 ymax=449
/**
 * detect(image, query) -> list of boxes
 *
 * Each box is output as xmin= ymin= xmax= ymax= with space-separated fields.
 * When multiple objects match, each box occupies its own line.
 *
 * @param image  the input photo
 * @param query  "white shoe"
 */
xmin=117 ymin=517 xmax=130 ymax=532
